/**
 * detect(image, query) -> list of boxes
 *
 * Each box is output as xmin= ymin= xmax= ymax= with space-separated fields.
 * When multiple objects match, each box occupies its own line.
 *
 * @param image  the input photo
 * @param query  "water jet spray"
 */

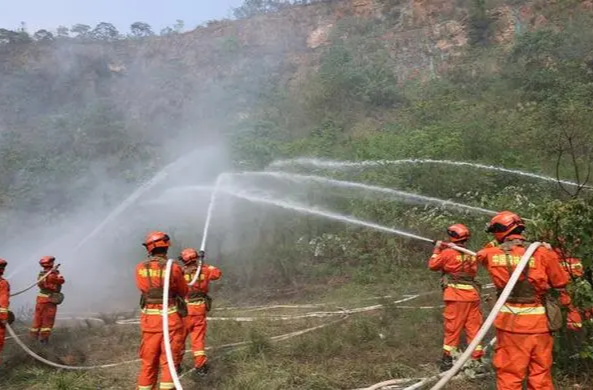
xmin=269 ymin=158 xmax=591 ymax=189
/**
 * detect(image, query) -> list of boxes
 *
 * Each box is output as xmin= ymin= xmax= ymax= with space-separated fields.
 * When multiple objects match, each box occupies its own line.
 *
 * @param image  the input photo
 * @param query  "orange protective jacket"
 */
xmin=183 ymin=262 xmax=222 ymax=316
xmin=554 ymin=249 xmax=585 ymax=278
xmin=477 ymin=236 xmax=570 ymax=333
xmin=0 ymin=276 xmax=9 ymax=321
xmin=135 ymin=256 xmax=188 ymax=332
xmin=36 ymin=269 xmax=65 ymax=303
xmin=429 ymin=245 xmax=480 ymax=302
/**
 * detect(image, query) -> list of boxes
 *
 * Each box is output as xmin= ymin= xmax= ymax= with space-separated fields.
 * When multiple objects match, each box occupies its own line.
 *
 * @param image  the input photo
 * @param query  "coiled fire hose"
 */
xmin=10 ymin=264 xmax=60 ymax=297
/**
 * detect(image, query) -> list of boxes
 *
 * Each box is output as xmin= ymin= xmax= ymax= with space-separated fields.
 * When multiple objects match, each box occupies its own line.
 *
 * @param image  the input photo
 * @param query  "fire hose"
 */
xmin=428 ymin=242 xmax=542 ymax=390
xmin=162 ymin=258 xmax=183 ymax=390
xmin=361 ymin=242 xmax=541 ymax=390
xmin=10 ymin=264 xmax=60 ymax=297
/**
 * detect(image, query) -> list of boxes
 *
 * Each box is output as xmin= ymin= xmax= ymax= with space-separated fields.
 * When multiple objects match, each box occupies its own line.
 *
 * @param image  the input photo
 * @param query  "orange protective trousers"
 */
xmin=30 ymin=302 xmax=57 ymax=341
xmin=0 ymin=323 xmax=5 ymax=364
xmin=493 ymin=329 xmax=554 ymax=390
xmin=138 ymin=328 xmax=185 ymax=390
xmin=443 ymin=301 xmax=483 ymax=359
xmin=183 ymin=315 xmax=208 ymax=368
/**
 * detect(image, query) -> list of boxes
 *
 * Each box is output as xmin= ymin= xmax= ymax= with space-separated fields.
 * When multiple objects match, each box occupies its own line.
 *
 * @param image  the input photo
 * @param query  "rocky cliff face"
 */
xmin=2 ymin=0 xmax=591 ymax=144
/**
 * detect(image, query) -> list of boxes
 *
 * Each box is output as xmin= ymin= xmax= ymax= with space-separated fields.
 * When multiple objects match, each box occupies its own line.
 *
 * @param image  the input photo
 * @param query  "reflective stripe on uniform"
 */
xmin=561 ymin=263 xmax=582 ymax=268
xmin=138 ymin=386 xmax=153 ymax=390
xmin=500 ymin=305 xmax=545 ymax=315
xmin=568 ymin=322 xmax=583 ymax=328
xmin=0 ymin=308 xmax=8 ymax=313
xmin=37 ymin=293 xmax=50 ymax=298
xmin=40 ymin=327 xmax=53 ymax=332
xmin=208 ymin=266 xmax=215 ymax=270
xmin=141 ymin=307 xmax=178 ymax=315
xmin=30 ymin=328 xmax=39 ymax=332
xmin=160 ymin=382 xmax=176 ymax=389
xmin=443 ymin=345 xmax=457 ymax=352
xmin=194 ymin=350 xmax=206 ymax=356
xmin=186 ymin=301 xmax=205 ymax=306
xmin=447 ymin=283 xmax=475 ymax=290
xmin=475 ymin=345 xmax=483 ymax=351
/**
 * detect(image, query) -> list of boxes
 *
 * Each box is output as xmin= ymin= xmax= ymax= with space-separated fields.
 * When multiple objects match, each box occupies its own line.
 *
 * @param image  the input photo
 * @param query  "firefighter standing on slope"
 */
xmin=477 ymin=211 xmax=571 ymax=390
xmin=177 ymin=248 xmax=222 ymax=376
xmin=136 ymin=231 xmax=188 ymax=390
xmin=429 ymin=224 xmax=484 ymax=372
xmin=0 ymin=258 xmax=14 ymax=364
xmin=30 ymin=256 xmax=64 ymax=344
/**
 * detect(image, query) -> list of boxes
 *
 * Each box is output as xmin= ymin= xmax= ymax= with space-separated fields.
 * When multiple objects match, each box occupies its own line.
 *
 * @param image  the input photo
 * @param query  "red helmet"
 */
xmin=486 ymin=211 xmax=525 ymax=243
xmin=142 ymin=231 xmax=171 ymax=253
xmin=447 ymin=224 xmax=471 ymax=243
xmin=40 ymin=256 xmax=55 ymax=267
xmin=179 ymin=248 xmax=198 ymax=264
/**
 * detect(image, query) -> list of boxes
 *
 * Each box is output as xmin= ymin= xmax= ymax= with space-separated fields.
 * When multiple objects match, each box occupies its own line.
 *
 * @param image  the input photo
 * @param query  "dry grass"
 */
xmin=1 ymin=276 xmax=589 ymax=390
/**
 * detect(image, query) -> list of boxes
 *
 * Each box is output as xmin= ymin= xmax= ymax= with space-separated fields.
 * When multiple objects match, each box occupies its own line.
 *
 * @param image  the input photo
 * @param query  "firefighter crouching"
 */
xmin=0 ymin=258 xmax=14 ymax=364
xmin=429 ymin=224 xmax=484 ymax=372
xmin=177 ymin=248 xmax=222 ymax=376
xmin=30 ymin=256 xmax=64 ymax=344
xmin=477 ymin=211 xmax=571 ymax=390
xmin=136 ymin=231 xmax=188 ymax=390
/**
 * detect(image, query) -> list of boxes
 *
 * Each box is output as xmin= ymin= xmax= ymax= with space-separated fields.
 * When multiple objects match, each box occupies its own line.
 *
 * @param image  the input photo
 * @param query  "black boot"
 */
xmin=440 ymin=354 xmax=453 ymax=372
xmin=194 ymin=363 xmax=209 ymax=377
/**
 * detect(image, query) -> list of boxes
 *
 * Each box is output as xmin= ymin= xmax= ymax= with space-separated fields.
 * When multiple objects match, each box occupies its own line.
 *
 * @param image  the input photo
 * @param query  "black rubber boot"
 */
xmin=194 ymin=363 xmax=209 ymax=377
xmin=440 ymin=354 xmax=453 ymax=372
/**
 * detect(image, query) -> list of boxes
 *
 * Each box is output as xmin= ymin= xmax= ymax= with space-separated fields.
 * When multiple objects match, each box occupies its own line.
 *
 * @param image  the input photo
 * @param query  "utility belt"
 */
xmin=441 ymin=273 xmax=481 ymax=293
xmin=186 ymin=291 xmax=212 ymax=312
xmin=39 ymin=288 xmax=65 ymax=305
xmin=139 ymin=288 xmax=188 ymax=317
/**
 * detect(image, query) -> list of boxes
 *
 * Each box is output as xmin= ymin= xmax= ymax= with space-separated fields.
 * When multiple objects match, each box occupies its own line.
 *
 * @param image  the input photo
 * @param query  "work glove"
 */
xmin=433 ymin=241 xmax=449 ymax=254
xmin=198 ymin=250 xmax=206 ymax=260
xmin=558 ymin=290 xmax=572 ymax=307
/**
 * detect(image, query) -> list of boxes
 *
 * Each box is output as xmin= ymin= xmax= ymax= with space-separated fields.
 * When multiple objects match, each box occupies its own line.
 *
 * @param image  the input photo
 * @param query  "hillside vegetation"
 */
xmin=1 ymin=0 xmax=593 ymax=389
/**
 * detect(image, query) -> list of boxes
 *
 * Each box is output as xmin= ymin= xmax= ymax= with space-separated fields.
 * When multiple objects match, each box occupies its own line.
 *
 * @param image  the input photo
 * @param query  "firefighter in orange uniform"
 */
xmin=177 ymin=248 xmax=221 ymax=376
xmin=30 ymin=256 xmax=64 ymax=344
xmin=429 ymin=224 xmax=483 ymax=371
xmin=477 ymin=211 xmax=570 ymax=390
xmin=0 ymin=258 xmax=12 ymax=364
xmin=136 ymin=231 xmax=188 ymax=390
xmin=552 ymin=242 xmax=587 ymax=331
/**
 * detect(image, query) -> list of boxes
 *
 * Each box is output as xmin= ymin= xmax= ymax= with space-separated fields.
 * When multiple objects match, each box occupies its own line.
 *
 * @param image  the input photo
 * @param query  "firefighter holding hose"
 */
xmin=477 ymin=211 xmax=570 ymax=390
xmin=136 ymin=231 xmax=188 ymax=390
xmin=177 ymin=248 xmax=222 ymax=376
xmin=429 ymin=224 xmax=484 ymax=371
xmin=0 ymin=258 xmax=14 ymax=364
xmin=30 ymin=256 xmax=64 ymax=344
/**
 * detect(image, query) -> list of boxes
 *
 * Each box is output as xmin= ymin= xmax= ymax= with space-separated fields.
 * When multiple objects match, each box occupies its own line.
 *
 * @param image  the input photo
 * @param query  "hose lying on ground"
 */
xmin=5 ymin=313 xmax=347 ymax=371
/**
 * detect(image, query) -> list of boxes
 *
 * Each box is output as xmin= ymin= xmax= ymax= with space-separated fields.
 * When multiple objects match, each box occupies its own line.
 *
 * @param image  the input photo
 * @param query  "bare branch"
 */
xmin=556 ymin=148 xmax=575 ymax=197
